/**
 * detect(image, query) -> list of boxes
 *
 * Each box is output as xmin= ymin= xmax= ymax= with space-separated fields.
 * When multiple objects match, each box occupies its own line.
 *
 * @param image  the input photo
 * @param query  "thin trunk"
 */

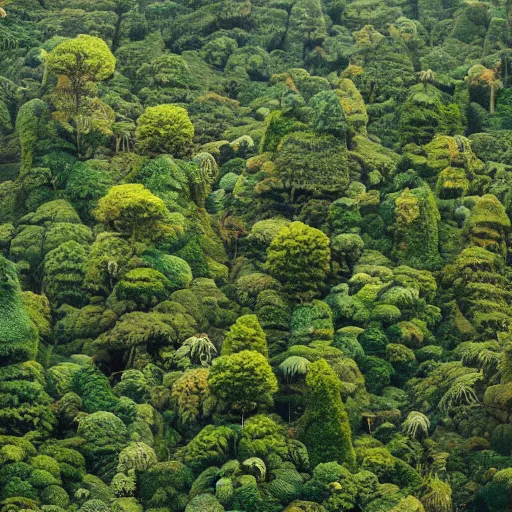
xmin=76 ymin=128 xmax=81 ymax=160
xmin=112 ymin=13 xmax=123 ymax=52
xmin=490 ymin=84 xmax=496 ymax=114
xmin=127 ymin=346 xmax=136 ymax=368
xmin=41 ymin=58 xmax=48 ymax=87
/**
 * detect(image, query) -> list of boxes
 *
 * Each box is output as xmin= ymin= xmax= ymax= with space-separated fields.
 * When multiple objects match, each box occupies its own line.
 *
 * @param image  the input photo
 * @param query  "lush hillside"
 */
xmin=1 ymin=1 xmax=512 ymax=511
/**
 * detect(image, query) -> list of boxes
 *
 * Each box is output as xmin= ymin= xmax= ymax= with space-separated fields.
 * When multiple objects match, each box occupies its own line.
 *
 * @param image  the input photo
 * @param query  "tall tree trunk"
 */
xmin=490 ymin=83 xmax=496 ymax=114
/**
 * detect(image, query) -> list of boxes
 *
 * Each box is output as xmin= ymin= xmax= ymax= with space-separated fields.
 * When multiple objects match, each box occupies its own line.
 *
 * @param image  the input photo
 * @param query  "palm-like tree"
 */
xmin=418 ymin=69 xmax=436 ymax=90
xmin=467 ymin=63 xmax=503 ymax=114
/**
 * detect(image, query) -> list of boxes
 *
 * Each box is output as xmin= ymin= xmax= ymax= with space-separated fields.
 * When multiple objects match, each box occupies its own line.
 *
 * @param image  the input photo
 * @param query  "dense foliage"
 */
xmin=2 ymin=0 xmax=512 ymax=511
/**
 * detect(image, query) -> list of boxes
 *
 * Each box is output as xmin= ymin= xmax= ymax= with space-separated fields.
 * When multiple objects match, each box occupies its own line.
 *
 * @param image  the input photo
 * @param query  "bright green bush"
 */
xmin=77 ymin=412 xmax=129 ymax=480
xmin=208 ymin=351 xmax=278 ymax=418
xmin=290 ymin=300 xmax=334 ymax=345
xmin=267 ymin=222 xmax=331 ymax=302
xmin=43 ymin=240 xmax=88 ymax=309
xmin=135 ymin=104 xmax=194 ymax=156
xmin=72 ymin=364 xmax=118 ymax=413
xmin=221 ymin=314 xmax=268 ymax=357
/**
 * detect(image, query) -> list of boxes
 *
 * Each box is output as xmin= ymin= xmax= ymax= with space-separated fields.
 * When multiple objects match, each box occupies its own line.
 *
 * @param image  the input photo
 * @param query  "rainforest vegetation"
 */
xmin=2 ymin=0 xmax=512 ymax=510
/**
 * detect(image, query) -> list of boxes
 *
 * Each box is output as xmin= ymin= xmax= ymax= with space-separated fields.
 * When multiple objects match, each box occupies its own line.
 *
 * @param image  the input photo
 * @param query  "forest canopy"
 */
xmin=1 ymin=0 xmax=512 ymax=511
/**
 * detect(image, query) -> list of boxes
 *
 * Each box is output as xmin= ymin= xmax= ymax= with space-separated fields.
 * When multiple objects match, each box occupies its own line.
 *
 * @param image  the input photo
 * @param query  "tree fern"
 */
xmin=454 ymin=341 xmax=500 ymax=372
xmin=439 ymin=372 xmax=482 ymax=413
xmin=279 ymin=356 xmax=310 ymax=381
xmin=175 ymin=334 xmax=217 ymax=367
xmin=421 ymin=475 xmax=452 ymax=512
xmin=402 ymin=411 xmax=430 ymax=439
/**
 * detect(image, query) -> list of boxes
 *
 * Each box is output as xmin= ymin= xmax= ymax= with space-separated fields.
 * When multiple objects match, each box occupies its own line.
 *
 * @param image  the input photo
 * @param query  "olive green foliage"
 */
xmin=16 ymin=99 xmax=54 ymax=174
xmin=94 ymin=184 xmax=175 ymax=245
xmin=275 ymin=132 xmax=350 ymax=198
xmin=267 ymin=222 xmax=331 ymax=302
xmin=138 ymin=461 xmax=193 ymax=510
xmin=291 ymin=300 xmax=334 ymax=345
xmin=0 ymin=256 xmax=38 ymax=365
xmin=178 ymin=425 xmax=236 ymax=472
xmin=77 ymin=411 xmax=129 ymax=480
xmin=135 ymin=104 xmax=194 ymax=157
xmin=208 ymin=350 xmax=278 ymax=416
xmin=260 ymin=110 xmax=308 ymax=153
xmin=309 ymin=90 xmax=348 ymax=138
xmin=465 ymin=194 xmax=510 ymax=257
xmin=72 ymin=364 xmax=118 ymax=413
xmin=399 ymin=84 xmax=462 ymax=146
xmin=392 ymin=185 xmax=442 ymax=270
xmin=142 ymin=251 xmax=193 ymax=291
xmin=112 ymin=268 xmax=173 ymax=310
xmin=3 ymin=2 xmax=512 ymax=511
xmin=43 ymin=240 xmax=88 ymax=309
xmin=297 ymin=359 xmax=356 ymax=468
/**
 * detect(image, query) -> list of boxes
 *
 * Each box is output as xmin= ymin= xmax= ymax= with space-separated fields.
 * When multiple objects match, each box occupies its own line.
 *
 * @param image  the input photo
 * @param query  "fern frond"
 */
xmin=402 ymin=411 xmax=430 ymax=439
xmin=421 ymin=475 xmax=452 ymax=512
xmin=439 ymin=371 xmax=482 ymax=413
xmin=279 ymin=356 xmax=310 ymax=380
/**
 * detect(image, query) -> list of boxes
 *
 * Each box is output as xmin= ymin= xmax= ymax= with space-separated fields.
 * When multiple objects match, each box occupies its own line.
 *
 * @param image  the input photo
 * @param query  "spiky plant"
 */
xmin=454 ymin=341 xmax=500 ymax=374
xmin=175 ymin=334 xmax=218 ymax=367
xmin=421 ymin=475 xmax=452 ymax=512
xmin=438 ymin=372 xmax=482 ymax=413
xmin=279 ymin=356 xmax=310 ymax=382
xmin=402 ymin=411 xmax=430 ymax=439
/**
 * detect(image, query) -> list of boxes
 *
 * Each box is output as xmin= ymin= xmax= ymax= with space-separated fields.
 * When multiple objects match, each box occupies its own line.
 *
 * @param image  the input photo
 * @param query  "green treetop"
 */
xmin=297 ymin=358 xmax=356 ymax=468
xmin=47 ymin=34 xmax=116 ymax=113
xmin=94 ymin=184 xmax=174 ymax=247
xmin=208 ymin=350 xmax=278 ymax=424
xmin=267 ymin=221 xmax=331 ymax=302
xmin=47 ymin=34 xmax=116 ymax=158
xmin=221 ymin=314 xmax=268 ymax=358
xmin=135 ymin=104 xmax=194 ymax=157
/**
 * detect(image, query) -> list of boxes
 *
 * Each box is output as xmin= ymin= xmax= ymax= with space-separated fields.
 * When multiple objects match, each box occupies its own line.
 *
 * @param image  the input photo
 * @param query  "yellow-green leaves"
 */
xmin=136 ymin=104 xmax=194 ymax=157
xmin=47 ymin=34 xmax=115 ymax=83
